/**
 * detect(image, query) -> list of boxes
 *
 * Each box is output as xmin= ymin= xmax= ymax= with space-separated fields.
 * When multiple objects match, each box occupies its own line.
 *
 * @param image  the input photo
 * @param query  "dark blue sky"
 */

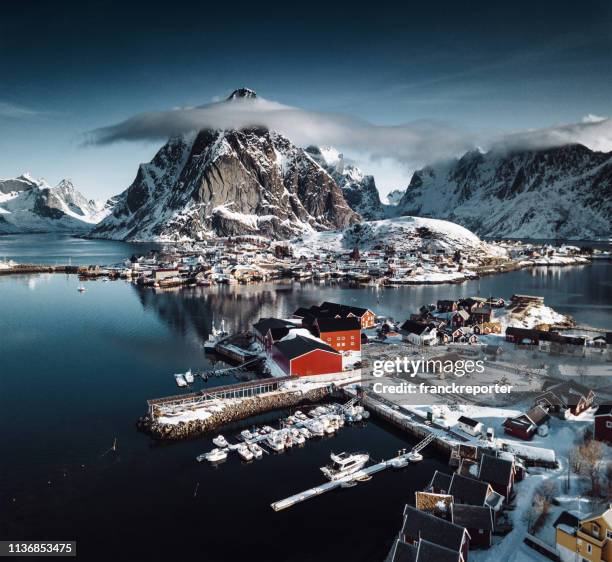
xmin=1 ymin=0 xmax=611 ymax=198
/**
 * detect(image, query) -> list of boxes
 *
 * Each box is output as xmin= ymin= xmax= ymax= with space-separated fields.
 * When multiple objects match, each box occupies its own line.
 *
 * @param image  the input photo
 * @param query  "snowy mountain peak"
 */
xmin=0 ymin=175 xmax=113 ymax=234
xmin=305 ymin=145 xmax=386 ymax=221
xmin=227 ymin=88 xmax=257 ymax=101
xmin=92 ymin=128 xmax=360 ymax=241
xmin=398 ymin=143 xmax=612 ymax=239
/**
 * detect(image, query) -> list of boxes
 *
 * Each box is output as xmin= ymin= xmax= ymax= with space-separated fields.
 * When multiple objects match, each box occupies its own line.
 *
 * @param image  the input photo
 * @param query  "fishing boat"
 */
xmin=184 ymin=369 xmax=195 ymax=384
xmin=212 ymin=435 xmax=228 ymax=448
xmin=197 ymin=448 xmax=228 ymax=463
xmin=320 ymin=452 xmax=370 ymax=481
xmin=204 ymin=319 xmax=229 ymax=352
xmin=248 ymin=443 xmax=263 ymax=458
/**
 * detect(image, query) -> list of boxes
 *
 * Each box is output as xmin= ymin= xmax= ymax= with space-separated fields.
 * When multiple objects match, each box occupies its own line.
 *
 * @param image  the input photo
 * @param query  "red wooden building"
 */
xmin=271 ymin=335 xmax=342 ymax=377
xmin=313 ymin=317 xmax=361 ymax=352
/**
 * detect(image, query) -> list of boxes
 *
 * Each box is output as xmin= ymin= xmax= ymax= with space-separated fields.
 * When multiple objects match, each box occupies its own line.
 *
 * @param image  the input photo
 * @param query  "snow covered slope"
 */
xmin=0 ymin=174 xmax=111 ymax=234
xmin=304 ymin=146 xmax=386 ymax=220
xmin=294 ymin=215 xmax=503 ymax=256
xmin=92 ymin=90 xmax=360 ymax=241
xmin=397 ymin=144 xmax=612 ymax=239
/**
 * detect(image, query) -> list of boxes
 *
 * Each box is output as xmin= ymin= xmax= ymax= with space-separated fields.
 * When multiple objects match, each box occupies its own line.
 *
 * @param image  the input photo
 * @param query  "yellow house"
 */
xmin=555 ymin=505 xmax=612 ymax=562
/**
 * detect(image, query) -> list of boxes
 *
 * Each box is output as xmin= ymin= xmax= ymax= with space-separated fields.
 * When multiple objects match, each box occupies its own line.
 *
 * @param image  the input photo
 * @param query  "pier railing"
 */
xmin=147 ymin=376 xmax=297 ymax=415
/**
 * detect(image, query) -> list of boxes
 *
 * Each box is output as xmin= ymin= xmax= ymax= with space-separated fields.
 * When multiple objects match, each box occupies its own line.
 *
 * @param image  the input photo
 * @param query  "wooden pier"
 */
xmin=147 ymin=376 xmax=297 ymax=416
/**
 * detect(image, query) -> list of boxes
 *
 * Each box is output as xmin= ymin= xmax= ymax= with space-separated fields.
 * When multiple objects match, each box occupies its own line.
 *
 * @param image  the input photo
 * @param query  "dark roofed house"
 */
xmin=319 ymin=301 xmax=376 ymax=328
xmin=390 ymin=538 xmax=463 ymax=562
xmin=415 ymin=539 xmax=463 ymax=562
xmin=253 ymin=317 xmax=301 ymax=351
xmin=535 ymin=380 xmax=596 ymax=416
xmin=478 ymin=454 xmax=515 ymax=500
xmin=400 ymin=320 xmax=438 ymax=346
xmin=401 ymin=505 xmax=469 ymax=560
xmin=437 ymin=300 xmax=458 ymax=313
xmin=502 ymin=405 xmax=548 ymax=441
xmin=449 ymin=474 xmax=490 ymax=507
xmin=428 ymin=470 xmax=452 ymax=494
xmin=457 ymin=416 xmax=484 ymax=437
xmin=389 ymin=539 xmax=417 ymax=562
xmin=452 ymin=504 xmax=494 ymax=548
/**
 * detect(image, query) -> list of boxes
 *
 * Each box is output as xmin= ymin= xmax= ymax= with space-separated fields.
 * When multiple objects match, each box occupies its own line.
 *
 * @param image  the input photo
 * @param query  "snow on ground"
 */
xmin=294 ymin=215 xmax=502 ymax=256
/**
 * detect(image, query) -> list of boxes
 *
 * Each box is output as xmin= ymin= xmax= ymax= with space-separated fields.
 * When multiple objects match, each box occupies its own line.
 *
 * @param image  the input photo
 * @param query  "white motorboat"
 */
xmin=299 ymin=427 xmax=312 ymax=439
xmin=262 ymin=425 xmax=274 ymax=434
xmin=266 ymin=433 xmax=285 ymax=452
xmin=174 ymin=374 xmax=187 ymax=387
xmin=308 ymin=420 xmax=325 ymax=437
xmin=248 ymin=443 xmax=263 ymax=458
xmin=198 ymin=448 xmax=228 ymax=463
xmin=184 ymin=369 xmax=195 ymax=384
xmin=77 ymin=285 xmax=86 ymax=293
xmin=294 ymin=432 xmax=306 ymax=445
xmin=212 ymin=435 xmax=228 ymax=448
xmin=320 ymin=452 xmax=370 ymax=481
xmin=240 ymin=429 xmax=253 ymax=441
xmin=237 ymin=444 xmax=254 ymax=461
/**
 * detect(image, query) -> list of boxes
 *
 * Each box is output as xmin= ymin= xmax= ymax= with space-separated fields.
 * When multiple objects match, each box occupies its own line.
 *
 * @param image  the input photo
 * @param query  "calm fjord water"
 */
xmin=1 ymin=235 xmax=611 ymax=561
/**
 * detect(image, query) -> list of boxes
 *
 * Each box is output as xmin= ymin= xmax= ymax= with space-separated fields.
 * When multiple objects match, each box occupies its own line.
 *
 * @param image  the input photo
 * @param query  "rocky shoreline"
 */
xmin=137 ymin=386 xmax=332 ymax=440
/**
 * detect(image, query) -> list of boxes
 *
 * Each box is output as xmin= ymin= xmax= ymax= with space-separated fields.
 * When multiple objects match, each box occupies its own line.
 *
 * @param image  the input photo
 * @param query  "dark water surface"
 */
xmin=1 ymin=236 xmax=611 ymax=561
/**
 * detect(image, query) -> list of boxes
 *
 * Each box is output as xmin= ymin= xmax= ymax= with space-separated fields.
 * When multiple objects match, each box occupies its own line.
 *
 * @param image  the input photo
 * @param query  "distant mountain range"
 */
xmin=0 ymin=174 xmax=110 ymax=234
xmin=396 ymin=144 xmax=611 ymax=239
xmin=3 ymin=90 xmax=610 ymax=241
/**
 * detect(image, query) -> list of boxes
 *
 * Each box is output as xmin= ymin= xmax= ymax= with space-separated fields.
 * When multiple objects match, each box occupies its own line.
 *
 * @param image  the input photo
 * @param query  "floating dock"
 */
xmin=271 ymin=434 xmax=435 ymax=511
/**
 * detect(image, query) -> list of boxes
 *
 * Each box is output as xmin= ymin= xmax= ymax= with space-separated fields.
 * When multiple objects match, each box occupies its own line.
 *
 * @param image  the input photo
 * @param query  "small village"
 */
xmin=133 ymin=285 xmax=612 ymax=562
xmin=3 ymin=237 xmax=605 ymax=288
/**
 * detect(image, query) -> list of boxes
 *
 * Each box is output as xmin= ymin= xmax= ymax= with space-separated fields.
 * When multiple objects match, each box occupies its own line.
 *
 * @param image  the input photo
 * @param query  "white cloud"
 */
xmin=0 ymin=101 xmax=41 ymax=119
xmin=84 ymin=93 xmax=612 ymax=192
xmin=582 ymin=113 xmax=607 ymax=123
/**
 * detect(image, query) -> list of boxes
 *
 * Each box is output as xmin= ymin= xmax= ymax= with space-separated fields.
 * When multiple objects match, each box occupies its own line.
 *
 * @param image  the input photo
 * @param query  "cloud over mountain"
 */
xmin=85 ymin=92 xmax=612 ymax=182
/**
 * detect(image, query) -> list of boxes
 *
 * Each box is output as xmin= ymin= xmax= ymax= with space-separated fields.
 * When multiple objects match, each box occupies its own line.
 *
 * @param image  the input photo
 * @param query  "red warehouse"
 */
xmin=314 ymin=317 xmax=361 ymax=352
xmin=271 ymin=335 xmax=342 ymax=377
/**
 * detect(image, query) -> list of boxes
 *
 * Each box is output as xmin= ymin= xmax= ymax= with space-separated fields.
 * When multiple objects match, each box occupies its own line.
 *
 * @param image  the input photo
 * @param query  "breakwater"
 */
xmin=137 ymin=385 xmax=332 ymax=440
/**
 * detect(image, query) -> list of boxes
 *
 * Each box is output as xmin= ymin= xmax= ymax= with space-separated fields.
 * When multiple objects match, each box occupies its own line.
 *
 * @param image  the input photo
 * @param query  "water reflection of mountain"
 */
xmin=133 ymin=282 xmax=300 ymax=341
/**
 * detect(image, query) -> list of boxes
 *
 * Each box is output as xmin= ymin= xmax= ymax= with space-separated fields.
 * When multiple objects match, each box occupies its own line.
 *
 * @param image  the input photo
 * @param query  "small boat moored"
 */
xmin=198 ymin=448 xmax=228 ymax=463
xmin=320 ymin=451 xmax=370 ymax=481
xmin=212 ymin=435 xmax=229 ymax=448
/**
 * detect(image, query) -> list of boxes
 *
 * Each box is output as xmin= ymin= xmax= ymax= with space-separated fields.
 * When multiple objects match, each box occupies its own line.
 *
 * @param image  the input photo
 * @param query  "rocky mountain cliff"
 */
xmin=304 ymin=146 xmax=386 ymax=220
xmin=91 ymin=90 xmax=360 ymax=241
xmin=397 ymin=144 xmax=612 ymax=239
xmin=0 ymin=174 xmax=109 ymax=234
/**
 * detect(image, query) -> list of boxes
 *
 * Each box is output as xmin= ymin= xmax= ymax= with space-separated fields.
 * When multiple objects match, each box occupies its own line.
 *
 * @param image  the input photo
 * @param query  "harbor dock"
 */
xmin=271 ymin=434 xmax=435 ymax=511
